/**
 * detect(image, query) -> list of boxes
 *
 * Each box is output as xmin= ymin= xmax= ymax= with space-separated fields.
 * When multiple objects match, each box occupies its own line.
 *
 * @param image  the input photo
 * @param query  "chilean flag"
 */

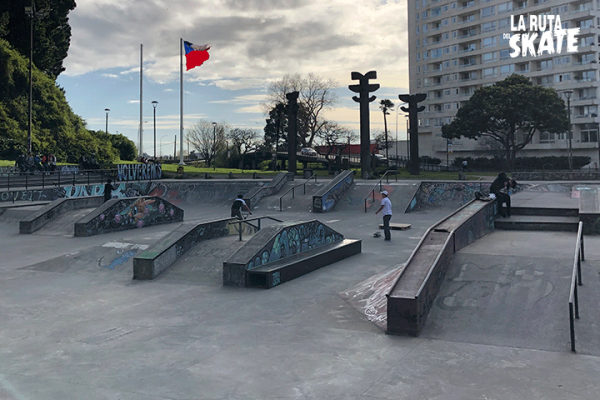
xmin=184 ymin=41 xmax=210 ymax=70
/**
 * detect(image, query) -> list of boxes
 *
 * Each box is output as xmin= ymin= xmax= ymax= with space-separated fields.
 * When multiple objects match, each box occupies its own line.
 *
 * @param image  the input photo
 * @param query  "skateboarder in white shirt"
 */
xmin=375 ymin=190 xmax=392 ymax=241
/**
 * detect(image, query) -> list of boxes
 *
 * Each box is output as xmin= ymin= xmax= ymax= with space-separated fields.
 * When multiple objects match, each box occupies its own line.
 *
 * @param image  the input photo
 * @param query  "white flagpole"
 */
xmin=140 ymin=44 xmax=143 ymax=157
xmin=179 ymin=38 xmax=185 ymax=165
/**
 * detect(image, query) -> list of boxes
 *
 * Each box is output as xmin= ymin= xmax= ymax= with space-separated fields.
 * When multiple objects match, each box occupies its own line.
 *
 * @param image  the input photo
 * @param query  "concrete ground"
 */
xmin=0 ymin=179 xmax=599 ymax=399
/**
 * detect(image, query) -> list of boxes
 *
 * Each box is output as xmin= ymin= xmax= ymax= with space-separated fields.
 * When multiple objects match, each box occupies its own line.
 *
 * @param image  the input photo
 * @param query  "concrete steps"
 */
xmin=496 ymin=206 xmax=580 ymax=232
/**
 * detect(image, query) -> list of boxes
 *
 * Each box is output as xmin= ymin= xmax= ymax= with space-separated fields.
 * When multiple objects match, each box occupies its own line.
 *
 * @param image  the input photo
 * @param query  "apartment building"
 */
xmin=408 ymin=0 xmax=600 ymax=166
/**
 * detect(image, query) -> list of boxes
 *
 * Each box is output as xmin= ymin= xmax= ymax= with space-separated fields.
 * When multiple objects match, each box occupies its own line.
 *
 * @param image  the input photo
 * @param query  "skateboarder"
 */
xmin=231 ymin=194 xmax=252 ymax=220
xmin=375 ymin=190 xmax=392 ymax=241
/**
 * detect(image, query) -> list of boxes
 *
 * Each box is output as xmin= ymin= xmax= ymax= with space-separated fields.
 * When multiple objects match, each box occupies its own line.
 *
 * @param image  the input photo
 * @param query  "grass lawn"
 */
xmin=0 ymin=159 xmax=495 ymax=180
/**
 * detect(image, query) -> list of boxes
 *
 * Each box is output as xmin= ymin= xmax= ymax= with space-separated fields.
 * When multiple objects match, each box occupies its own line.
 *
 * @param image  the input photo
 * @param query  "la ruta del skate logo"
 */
xmin=504 ymin=15 xmax=580 ymax=58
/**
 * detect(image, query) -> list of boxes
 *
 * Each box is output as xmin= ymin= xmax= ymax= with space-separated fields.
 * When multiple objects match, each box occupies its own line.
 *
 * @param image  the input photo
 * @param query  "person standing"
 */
xmin=104 ymin=179 xmax=117 ymax=203
xmin=375 ymin=190 xmax=392 ymax=241
xmin=231 ymin=194 xmax=252 ymax=220
xmin=490 ymin=172 xmax=511 ymax=218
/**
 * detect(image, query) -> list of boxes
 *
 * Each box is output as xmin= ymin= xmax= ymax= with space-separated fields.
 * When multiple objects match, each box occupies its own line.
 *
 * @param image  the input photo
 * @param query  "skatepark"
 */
xmin=1 ymin=174 xmax=600 ymax=399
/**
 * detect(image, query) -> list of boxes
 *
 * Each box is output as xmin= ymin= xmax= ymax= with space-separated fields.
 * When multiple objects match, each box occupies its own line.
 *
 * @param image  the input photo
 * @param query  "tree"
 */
xmin=187 ymin=120 xmax=226 ymax=168
xmin=1 ymin=0 xmax=76 ymax=79
xmin=379 ymin=99 xmax=394 ymax=161
xmin=264 ymin=73 xmax=337 ymax=148
xmin=264 ymin=102 xmax=288 ymax=152
xmin=0 ymin=38 xmax=119 ymax=165
xmin=228 ymin=128 xmax=259 ymax=169
xmin=316 ymin=122 xmax=356 ymax=170
xmin=441 ymin=74 xmax=569 ymax=171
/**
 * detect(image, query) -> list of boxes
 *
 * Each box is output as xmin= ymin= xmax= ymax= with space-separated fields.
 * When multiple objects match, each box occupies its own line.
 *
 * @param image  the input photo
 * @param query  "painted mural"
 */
xmin=313 ymin=170 xmax=354 ymax=213
xmin=77 ymin=196 xmax=183 ymax=236
xmin=116 ymin=163 xmax=162 ymax=181
xmin=0 ymin=180 xmax=262 ymax=205
xmin=406 ymin=182 xmax=526 ymax=212
xmin=246 ymin=220 xmax=343 ymax=270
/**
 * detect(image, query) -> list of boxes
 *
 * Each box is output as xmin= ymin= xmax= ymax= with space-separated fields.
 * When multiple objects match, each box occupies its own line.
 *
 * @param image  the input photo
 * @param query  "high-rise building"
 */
xmin=408 ymin=0 xmax=600 ymax=166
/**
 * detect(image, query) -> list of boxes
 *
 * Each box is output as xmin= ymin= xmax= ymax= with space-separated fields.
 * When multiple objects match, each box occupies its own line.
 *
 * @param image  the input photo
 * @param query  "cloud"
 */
xmin=63 ymin=0 xmax=408 ymax=89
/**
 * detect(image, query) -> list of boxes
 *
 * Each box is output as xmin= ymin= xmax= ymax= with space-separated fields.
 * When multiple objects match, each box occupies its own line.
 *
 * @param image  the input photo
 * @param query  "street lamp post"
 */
xmin=404 ymin=114 xmax=410 ymax=163
xmin=395 ymin=106 xmax=399 ymax=165
xmin=212 ymin=122 xmax=217 ymax=170
xmin=563 ymin=90 xmax=573 ymax=171
xmin=105 ymin=108 xmax=110 ymax=134
xmin=152 ymin=101 xmax=158 ymax=161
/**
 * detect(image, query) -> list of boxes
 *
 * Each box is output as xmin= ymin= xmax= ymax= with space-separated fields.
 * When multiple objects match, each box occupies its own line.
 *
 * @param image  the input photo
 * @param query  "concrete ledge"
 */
xmin=133 ymin=218 xmax=232 ymax=280
xmin=386 ymin=200 xmax=496 ymax=336
xmin=312 ymin=170 xmax=354 ymax=213
xmin=74 ymin=196 xmax=183 ymax=237
xmin=247 ymin=239 xmax=361 ymax=288
xmin=19 ymin=196 xmax=104 ymax=234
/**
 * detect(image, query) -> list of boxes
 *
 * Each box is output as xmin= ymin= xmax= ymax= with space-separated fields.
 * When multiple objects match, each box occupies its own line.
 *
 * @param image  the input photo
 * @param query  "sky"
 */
xmin=56 ymin=0 xmax=410 ymax=157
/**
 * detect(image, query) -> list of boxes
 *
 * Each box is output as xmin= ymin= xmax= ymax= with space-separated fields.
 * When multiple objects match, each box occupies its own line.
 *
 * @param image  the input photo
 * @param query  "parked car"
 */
xmin=301 ymin=147 xmax=318 ymax=157
xmin=375 ymin=154 xmax=388 ymax=166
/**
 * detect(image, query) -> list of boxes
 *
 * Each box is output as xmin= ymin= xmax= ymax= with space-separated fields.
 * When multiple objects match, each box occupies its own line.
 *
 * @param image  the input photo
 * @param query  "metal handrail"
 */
xmin=279 ymin=173 xmax=317 ymax=211
xmin=0 ymin=166 xmax=161 ymax=191
xmin=569 ymin=221 xmax=585 ymax=353
xmin=228 ymin=215 xmax=283 ymax=241
xmin=363 ymin=170 xmax=398 ymax=212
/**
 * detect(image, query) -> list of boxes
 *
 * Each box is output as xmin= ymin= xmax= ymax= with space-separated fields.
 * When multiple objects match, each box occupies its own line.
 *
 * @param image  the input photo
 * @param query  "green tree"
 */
xmin=379 ymin=99 xmax=394 ymax=160
xmin=264 ymin=102 xmax=288 ymax=152
xmin=0 ymin=38 xmax=118 ymax=165
xmin=0 ymin=0 xmax=76 ymax=79
xmin=441 ymin=74 xmax=569 ymax=171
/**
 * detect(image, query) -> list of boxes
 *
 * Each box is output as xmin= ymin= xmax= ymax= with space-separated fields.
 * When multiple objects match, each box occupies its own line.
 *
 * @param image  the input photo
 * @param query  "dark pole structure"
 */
xmin=399 ymin=93 xmax=427 ymax=175
xmin=563 ymin=90 xmax=573 ymax=171
xmin=212 ymin=122 xmax=217 ymax=170
xmin=286 ymin=91 xmax=299 ymax=174
xmin=152 ymin=101 xmax=158 ymax=160
xmin=105 ymin=108 xmax=110 ymax=133
xmin=25 ymin=1 xmax=35 ymax=154
xmin=349 ymin=71 xmax=380 ymax=178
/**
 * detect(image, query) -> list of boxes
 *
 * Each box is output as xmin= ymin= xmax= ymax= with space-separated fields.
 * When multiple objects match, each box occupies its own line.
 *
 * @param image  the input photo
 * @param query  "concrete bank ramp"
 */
xmin=35 ymin=207 xmax=97 ymax=237
xmin=334 ymin=181 xmax=420 ymax=214
xmin=252 ymin=180 xmax=324 ymax=212
xmin=152 ymin=235 xmax=250 ymax=286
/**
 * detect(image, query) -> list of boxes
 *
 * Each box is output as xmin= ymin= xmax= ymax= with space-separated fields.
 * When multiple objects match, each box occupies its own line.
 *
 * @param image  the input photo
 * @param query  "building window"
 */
xmin=500 ymin=64 xmax=514 ymax=75
xmin=483 ymin=67 xmax=497 ymax=77
xmin=498 ymin=2 xmax=513 ymax=13
xmin=482 ymin=21 xmax=496 ymax=32
xmin=481 ymin=6 xmax=495 ymax=17
xmin=483 ymin=51 xmax=498 ymax=63
xmin=539 ymin=132 xmax=555 ymax=143
xmin=499 ymin=49 xmax=510 ymax=59
xmin=482 ymin=36 xmax=497 ymax=47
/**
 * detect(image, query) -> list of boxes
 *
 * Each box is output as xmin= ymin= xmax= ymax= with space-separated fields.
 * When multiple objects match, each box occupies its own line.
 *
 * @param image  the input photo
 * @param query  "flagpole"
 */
xmin=179 ymin=38 xmax=185 ymax=165
xmin=140 ymin=43 xmax=143 ymax=157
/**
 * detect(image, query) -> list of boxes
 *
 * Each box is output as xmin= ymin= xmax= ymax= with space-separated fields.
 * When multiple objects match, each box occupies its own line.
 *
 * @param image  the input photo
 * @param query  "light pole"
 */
xmin=104 ymin=108 xmax=110 ymax=134
xmin=395 ymin=105 xmax=399 ymax=164
xmin=152 ymin=101 xmax=158 ymax=161
xmin=404 ymin=114 xmax=410 ymax=162
xmin=25 ymin=1 xmax=43 ymax=154
xmin=212 ymin=122 xmax=217 ymax=170
xmin=563 ymin=90 xmax=573 ymax=171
